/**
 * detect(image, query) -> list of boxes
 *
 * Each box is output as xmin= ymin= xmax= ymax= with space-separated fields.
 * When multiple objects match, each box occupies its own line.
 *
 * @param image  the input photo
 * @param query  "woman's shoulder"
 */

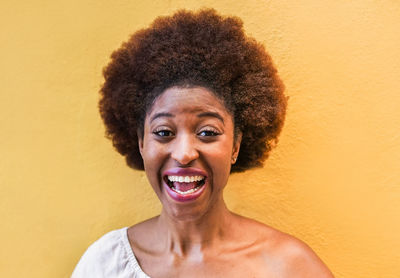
xmin=233 ymin=214 xmax=334 ymax=277
xmin=127 ymin=216 xmax=162 ymax=252
xmin=72 ymin=227 xmax=147 ymax=278
xmin=263 ymin=231 xmax=334 ymax=277
xmin=77 ymin=227 xmax=128 ymax=257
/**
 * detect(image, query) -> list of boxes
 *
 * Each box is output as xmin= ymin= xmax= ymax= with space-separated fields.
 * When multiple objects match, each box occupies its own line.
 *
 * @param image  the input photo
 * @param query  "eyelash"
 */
xmin=197 ymin=128 xmax=220 ymax=137
xmin=152 ymin=128 xmax=221 ymax=138
xmin=153 ymin=129 xmax=174 ymax=137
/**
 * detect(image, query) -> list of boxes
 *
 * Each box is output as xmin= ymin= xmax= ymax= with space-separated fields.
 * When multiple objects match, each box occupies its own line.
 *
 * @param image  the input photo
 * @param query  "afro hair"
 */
xmin=99 ymin=8 xmax=287 ymax=172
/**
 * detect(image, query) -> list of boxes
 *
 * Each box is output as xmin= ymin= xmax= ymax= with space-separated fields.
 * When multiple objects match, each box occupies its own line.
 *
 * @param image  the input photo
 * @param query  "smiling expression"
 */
xmin=138 ymin=86 xmax=241 ymax=220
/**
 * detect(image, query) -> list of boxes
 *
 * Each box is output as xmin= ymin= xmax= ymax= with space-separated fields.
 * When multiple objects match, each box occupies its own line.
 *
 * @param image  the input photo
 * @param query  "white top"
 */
xmin=72 ymin=227 xmax=151 ymax=278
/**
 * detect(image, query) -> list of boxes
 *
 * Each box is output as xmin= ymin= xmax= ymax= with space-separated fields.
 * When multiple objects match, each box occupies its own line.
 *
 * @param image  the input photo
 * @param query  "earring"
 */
xmin=232 ymin=156 xmax=237 ymax=163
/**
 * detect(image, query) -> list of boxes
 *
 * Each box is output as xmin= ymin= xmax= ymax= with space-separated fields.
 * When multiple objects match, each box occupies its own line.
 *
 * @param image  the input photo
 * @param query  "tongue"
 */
xmin=173 ymin=182 xmax=198 ymax=192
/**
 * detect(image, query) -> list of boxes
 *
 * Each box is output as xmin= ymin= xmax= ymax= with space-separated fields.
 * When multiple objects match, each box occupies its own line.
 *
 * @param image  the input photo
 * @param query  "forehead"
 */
xmin=147 ymin=86 xmax=231 ymax=118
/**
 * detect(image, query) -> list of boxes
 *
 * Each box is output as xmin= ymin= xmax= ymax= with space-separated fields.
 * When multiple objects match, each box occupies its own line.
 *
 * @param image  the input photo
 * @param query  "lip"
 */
xmin=162 ymin=167 xmax=208 ymax=202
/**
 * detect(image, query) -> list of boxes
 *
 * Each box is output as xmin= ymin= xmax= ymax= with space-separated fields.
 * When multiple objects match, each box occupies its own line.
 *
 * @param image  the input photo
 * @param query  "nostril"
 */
xmin=171 ymin=149 xmax=199 ymax=165
xmin=172 ymin=155 xmax=198 ymax=166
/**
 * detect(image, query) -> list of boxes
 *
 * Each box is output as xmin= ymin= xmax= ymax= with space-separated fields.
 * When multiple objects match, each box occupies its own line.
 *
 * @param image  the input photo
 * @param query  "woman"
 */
xmin=73 ymin=9 xmax=333 ymax=277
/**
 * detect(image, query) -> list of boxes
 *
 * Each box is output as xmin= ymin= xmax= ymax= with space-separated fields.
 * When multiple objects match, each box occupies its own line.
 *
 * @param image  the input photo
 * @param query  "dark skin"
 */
xmin=128 ymin=86 xmax=333 ymax=278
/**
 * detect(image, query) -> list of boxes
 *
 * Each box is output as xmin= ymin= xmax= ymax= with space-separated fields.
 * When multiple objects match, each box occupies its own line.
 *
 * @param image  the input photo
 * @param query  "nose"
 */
xmin=170 ymin=133 xmax=199 ymax=166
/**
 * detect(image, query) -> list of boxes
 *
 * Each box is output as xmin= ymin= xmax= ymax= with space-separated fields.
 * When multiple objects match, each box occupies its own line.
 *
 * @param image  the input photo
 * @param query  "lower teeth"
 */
xmin=172 ymin=185 xmax=202 ymax=195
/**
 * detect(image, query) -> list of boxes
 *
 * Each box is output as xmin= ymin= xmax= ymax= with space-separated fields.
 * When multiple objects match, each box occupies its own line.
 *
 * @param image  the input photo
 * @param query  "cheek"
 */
xmin=207 ymin=146 xmax=233 ymax=186
xmin=142 ymin=144 xmax=168 ymax=195
xmin=141 ymin=142 xmax=166 ymax=177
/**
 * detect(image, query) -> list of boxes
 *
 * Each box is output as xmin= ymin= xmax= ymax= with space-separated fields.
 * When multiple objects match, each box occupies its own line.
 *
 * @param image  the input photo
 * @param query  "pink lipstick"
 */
xmin=163 ymin=168 xmax=208 ymax=202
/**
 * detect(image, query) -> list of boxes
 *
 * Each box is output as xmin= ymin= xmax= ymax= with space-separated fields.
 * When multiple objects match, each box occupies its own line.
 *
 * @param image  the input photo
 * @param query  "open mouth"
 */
xmin=164 ymin=175 xmax=206 ymax=195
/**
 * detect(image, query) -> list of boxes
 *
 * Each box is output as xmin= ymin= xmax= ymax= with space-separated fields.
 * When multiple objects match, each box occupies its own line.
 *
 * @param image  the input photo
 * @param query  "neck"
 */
xmin=157 ymin=199 xmax=233 ymax=257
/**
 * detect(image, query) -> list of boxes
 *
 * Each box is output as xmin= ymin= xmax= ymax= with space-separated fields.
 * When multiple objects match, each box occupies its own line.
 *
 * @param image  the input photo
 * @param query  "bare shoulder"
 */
xmin=128 ymin=216 xmax=158 ymax=235
xmin=233 ymin=214 xmax=334 ymax=277
xmin=271 ymin=232 xmax=334 ymax=277
xmin=127 ymin=216 xmax=161 ymax=253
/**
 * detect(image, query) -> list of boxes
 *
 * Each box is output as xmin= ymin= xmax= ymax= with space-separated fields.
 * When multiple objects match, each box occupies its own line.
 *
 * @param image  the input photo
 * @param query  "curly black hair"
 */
xmin=99 ymin=8 xmax=287 ymax=172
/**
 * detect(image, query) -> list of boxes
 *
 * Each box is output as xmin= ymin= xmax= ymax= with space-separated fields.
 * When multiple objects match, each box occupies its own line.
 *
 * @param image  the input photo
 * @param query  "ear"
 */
xmin=231 ymin=131 xmax=242 ymax=164
xmin=138 ymin=134 xmax=144 ymax=157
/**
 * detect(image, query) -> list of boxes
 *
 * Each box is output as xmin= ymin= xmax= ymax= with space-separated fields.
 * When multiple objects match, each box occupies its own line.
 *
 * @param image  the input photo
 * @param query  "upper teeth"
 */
xmin=168 ymin=176 xmax=205 ymax=183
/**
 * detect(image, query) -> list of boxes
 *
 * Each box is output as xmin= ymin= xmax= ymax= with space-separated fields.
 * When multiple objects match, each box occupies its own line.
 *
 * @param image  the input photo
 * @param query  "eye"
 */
xmin=153 ymin=129 xmax=174 ymax=137
xmin=197 ymin=128 xmax=221 ymax=137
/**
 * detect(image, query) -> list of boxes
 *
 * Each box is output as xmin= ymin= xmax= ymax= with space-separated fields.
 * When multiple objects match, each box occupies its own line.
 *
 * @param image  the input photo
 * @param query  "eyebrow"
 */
xmin=197 ymin=112 xmax=224 ymax=123
xmin=150 ymin=111 xmax=224 ymax=124
xmin=150 ymin=112 xmax=174 ymax=123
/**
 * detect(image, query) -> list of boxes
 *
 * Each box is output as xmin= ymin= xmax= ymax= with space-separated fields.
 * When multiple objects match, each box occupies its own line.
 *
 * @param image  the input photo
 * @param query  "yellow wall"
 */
xmin=1 ymin=1 xmax=399 ymax=277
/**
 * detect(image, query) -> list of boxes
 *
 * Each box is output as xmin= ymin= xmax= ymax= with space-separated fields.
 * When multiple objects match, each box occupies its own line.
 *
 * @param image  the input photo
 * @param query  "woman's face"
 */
xmin=139 ymin=86 xmax=241 ymax=220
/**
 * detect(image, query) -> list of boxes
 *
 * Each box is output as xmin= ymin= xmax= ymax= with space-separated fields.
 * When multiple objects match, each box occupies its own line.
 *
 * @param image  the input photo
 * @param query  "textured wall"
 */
xmin=1 ymin=0 xmax=399 ymax=277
